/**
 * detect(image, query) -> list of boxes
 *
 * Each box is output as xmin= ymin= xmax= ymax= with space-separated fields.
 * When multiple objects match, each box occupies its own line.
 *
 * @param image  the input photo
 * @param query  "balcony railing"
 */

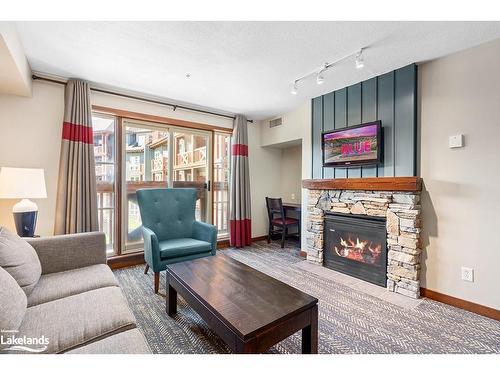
xmin=95 ymin=164 xmax=105 ymax=176
xmin=175 ymin=146 xmax=207 ymax=168
xmin=96 ymin=183 xmax=115 ymax=254
xmin=151 ymin=157 xmax=168 ymax=172
xmin=194 ymin=146 xmax=207 ymax=163
xmin=213 ymin=180 xmax=229 ymax=237
xmin=94 ymin=145 xmax=105 ymax=156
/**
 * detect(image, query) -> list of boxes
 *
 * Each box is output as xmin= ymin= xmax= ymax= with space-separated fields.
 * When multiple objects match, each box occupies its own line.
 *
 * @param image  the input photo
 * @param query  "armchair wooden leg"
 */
xmin=267 ymin=225 xmax=272 ymax=243
xmin=154 ymin=272 xmax=160 ymax=294
xmin=281 ymin=227 xmax=286 ymax=248
xmin=144 ymin=264 xmax=149 ymax=274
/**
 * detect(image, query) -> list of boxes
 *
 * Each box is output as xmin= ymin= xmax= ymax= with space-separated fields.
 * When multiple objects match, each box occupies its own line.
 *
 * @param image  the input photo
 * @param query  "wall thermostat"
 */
xmin=449 ymin=134 xmax=464 ymax=148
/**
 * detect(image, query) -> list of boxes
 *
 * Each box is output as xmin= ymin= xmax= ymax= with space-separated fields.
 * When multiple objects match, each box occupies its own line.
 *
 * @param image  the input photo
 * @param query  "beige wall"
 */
xmin=260 ymin=102 xmax=311 ymax=149
xmin=279 ymin=145 xmax=302 ymax=204
xmin=419 ymin=38 xmax=500 ymax=309
xmin=0 ymin=80 xmax=235 ymax=236
xmin=247 ymin=124 xmax=283 ymax=237
xmin=0 ymin=82 xmax=63 ymax=235
xmin=256 ymin=102 xmax=312 ymax=247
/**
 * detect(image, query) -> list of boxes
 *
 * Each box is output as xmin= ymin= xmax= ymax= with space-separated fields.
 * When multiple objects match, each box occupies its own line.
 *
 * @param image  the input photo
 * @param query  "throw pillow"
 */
xmin=0 ymin=227 xmax=42 ymax=296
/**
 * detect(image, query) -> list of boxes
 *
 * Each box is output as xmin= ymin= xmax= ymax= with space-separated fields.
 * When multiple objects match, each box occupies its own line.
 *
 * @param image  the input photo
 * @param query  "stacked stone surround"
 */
xmin=306 ymin=189 xmax=422 ymax=299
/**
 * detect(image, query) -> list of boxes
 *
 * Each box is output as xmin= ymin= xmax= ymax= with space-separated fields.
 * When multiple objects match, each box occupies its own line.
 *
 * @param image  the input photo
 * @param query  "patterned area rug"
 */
xmin=113 ymin=241 xmax=500 ymax=354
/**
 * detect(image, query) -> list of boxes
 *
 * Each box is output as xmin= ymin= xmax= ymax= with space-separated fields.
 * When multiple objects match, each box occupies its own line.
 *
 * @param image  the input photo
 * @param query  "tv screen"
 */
xmin=322 ymin=121 xmax=382 ymax=167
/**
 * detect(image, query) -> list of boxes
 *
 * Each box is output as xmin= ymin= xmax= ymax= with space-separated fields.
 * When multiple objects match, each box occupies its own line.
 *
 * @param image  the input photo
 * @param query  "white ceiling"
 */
xmin=13 ymin=21 xmax=500 ymax=120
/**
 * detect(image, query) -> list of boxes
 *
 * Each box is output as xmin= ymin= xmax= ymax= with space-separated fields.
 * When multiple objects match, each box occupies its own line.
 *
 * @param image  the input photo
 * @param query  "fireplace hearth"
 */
xmin=324 ymin=213 xmax=387 ymax=287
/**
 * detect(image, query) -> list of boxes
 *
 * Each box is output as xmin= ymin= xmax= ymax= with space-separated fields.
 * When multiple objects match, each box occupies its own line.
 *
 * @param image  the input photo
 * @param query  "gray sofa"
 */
xmin=0 ymin=228 xmax=150 ymax=354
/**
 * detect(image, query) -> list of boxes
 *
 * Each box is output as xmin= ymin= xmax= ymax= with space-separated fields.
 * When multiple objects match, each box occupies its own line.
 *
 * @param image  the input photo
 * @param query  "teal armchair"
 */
xmin=137 ymin=188 xmax=217 ymax=293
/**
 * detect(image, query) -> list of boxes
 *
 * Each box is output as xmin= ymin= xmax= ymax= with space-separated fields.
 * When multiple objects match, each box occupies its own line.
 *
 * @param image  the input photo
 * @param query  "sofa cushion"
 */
xmin=159 ymin=238 xmax=212 ymax=259
xmin=0 ymin=227 xmax=41 ymax=296
xmin=0 ymin=267 xmax=27 ymax=349
xmin=11 ymin=286 xmax=136 ymax=354
xmin=27 ymin=264 xmax=119 ymax=307
xmin=66 ymin=328 xmax=151 ymax=354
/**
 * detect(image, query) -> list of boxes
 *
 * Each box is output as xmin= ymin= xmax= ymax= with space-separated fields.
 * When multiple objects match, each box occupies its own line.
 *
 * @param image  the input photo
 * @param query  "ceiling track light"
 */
xmin=355 ymin=49 xmax=364 ymax=69
xmin=290 ymin=48 xmax=366 ymax=94
xmin=316 ymin=63 xmax=327 ymax=85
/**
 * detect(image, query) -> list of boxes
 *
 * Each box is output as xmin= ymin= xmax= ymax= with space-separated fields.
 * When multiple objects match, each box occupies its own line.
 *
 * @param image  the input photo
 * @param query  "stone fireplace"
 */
xmin=303 ymin=177 xmax=422 ymax=299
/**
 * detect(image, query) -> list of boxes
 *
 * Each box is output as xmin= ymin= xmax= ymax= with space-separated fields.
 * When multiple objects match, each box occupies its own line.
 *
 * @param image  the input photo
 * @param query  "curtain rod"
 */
xmin=32 ymin=75 xmax=253 ymax=123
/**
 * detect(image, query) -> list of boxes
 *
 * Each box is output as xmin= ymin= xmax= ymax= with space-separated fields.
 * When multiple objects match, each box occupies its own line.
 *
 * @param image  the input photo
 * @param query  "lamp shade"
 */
xmin=0 ymin=167 xmax=47 ymax=199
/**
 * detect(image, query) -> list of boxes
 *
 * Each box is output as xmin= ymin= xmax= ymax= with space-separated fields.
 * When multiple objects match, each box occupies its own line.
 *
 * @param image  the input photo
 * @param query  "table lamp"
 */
xmin=0 ymin=167 xmax=47 ymax=237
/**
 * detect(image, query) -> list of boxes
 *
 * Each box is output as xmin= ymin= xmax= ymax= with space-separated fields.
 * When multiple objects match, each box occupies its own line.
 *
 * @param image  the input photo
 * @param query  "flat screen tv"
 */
xmin=322 ymin=121 xmax=382 ymax=167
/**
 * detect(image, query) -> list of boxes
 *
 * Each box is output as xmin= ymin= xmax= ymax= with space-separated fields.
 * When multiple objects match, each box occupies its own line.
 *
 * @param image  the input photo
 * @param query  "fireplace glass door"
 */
xmin=324 ymin=213 xmax=387 ymax=287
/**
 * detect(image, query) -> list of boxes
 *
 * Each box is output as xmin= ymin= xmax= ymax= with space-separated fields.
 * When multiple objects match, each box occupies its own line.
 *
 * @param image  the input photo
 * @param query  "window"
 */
xmin=213 ymin=132 xmax=231 ymax=238
xmin=92 ymin=114 xmax=117 ymax=255
xmin=123 ymin=124 xmax=170 ymax=252
xmin=92 ymin=111 xmax=232 ymax=256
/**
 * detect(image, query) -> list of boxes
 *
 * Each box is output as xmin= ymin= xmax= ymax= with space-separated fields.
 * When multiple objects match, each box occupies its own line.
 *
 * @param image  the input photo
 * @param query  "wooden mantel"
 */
xmin=302 ymin=177 xmax=422 ymax=192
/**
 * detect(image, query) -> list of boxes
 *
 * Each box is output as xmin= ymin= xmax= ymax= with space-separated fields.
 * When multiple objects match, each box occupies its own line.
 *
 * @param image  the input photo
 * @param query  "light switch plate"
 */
xmin=449 ymin=134 xmax=464 ymax=148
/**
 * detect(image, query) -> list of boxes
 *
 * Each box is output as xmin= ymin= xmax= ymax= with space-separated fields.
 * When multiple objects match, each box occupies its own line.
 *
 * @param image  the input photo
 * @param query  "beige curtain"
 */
xmin=54 ymin=80 xmax=98 ymax=234
xmin=229 ymin=115 xmax=251 ymax=247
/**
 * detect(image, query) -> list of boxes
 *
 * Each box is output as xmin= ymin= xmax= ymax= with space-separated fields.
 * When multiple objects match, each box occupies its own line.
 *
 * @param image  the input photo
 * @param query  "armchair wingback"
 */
xmin=136 ymin=188 xmax=217 ymax=293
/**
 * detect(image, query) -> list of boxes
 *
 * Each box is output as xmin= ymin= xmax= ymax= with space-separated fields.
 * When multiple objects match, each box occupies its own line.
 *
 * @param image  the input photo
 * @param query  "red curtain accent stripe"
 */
xmin=231 ymin=143 xmax=248 ymax=156
xmin=229 ymin=219 xmax=252 ymax=248
xmin=62 ymin=122 xmax=94 ymax=144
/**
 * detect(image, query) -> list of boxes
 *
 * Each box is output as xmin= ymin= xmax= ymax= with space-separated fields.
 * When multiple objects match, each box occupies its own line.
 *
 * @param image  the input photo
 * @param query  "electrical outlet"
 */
xmin=291 ymin=193 xmax=296 ymax=201
xmin=461 ymin=267 xmax=474 ymax=282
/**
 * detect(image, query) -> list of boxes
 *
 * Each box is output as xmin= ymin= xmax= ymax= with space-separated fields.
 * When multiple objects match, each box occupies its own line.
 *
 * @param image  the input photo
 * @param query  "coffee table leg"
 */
xmin=302 ymin=305 xmax=318 ymax=354
xmin=166 ymin=273 xmax=177 ymax=316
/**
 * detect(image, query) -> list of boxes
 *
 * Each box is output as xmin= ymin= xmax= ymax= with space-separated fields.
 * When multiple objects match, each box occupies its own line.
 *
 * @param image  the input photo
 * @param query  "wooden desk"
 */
xmin=282 ymin=202 xmax=301 ymax=237
xmin=282 ymin=202 xmax=301 ymax=211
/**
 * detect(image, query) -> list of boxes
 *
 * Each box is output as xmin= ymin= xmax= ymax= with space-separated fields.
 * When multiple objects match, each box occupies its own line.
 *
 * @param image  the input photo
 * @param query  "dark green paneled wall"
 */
xmin=311 ymin=64 xmax=417 ymax=179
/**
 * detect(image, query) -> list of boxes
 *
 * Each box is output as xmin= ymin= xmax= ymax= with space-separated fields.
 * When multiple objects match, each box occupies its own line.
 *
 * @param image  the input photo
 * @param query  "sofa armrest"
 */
xmin=26 ymin=232 xmax=106 ymax=275
xmin=192 ymin=221 xmax=218 ymax=255
xmin=142 ymin=226 xmax=161 ymax=271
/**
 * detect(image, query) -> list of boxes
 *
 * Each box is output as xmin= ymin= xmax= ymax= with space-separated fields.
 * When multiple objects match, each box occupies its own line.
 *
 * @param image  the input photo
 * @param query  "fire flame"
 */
xmin=334 ymin=236 xmax=382 ymax=264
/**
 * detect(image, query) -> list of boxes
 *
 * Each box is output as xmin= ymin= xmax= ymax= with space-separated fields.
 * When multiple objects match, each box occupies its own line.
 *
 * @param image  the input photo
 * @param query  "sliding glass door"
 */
xmin=92 ymin=112 xmax=230 ymax=256
xmin=213 ymin=132 xmax=231 ymax=238
xmin=122 ymin=121 xmax=170 ymax=252
xmin=92 ymin=114 xmax=117 ymax=255
xmin=172 ymin=129 xmax=211 ymax=223
xmin=121 ymin=120 xmax=212 ymax=253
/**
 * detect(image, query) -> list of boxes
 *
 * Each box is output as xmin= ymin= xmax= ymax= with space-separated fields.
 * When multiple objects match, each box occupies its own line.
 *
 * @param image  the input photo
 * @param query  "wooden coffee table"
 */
xmin=166 ymin=255 xmax=318 ymax=354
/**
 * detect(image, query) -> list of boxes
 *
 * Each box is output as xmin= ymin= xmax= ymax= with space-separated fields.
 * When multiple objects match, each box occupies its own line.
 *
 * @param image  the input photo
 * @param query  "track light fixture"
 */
xmin=316 ymin=72 xmax=324 ymax=85
xmin=290 ymin=48 xmax=366 ymax=94
xmin=355 ymin=49 xmax=364 ymax=69
xmin=316 ymin=63 xmax=327 ymax=85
